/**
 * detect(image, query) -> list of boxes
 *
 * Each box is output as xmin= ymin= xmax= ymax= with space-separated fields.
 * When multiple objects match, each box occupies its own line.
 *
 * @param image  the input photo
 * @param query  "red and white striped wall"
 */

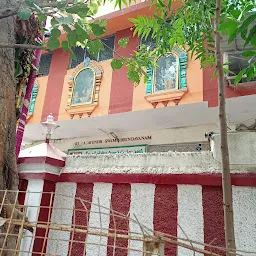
xmin=38 ymin=178 xmax=255 ymax=256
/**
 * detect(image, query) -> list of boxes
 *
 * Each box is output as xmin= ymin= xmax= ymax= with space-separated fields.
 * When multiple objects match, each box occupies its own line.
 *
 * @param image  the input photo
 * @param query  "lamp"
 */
xmin=41 ymin=113 xmax=59 ymax=143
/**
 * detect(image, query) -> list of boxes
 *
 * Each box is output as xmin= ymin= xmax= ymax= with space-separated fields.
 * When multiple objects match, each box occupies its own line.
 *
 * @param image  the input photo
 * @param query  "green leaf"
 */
xmin=66 ymin=4 xmax=89 ymax=17
xmin=51 ymin=18 xmax=59 ymax=27
xmin=74 ymin=23 xmax=89 ymax=43
xmin=238 ymin=13 xmax=256 ymax=33
xmin=63 ymin=24 xmax=72 ymax=34
xmin=246 ymin=66 xmax=255 ymax=81
xmin=62 ymin=40 xmax=69 ymax=51
xmin=87 ymin=39 xmax=104 ymax=57
xmin=67 ymin=31 xmax=77 ymax=47
xmin=228 ymin=28 xmax=238 ymax=44
xmin=38 ymin=14 xmax=47 ymax=22
xmin=47 ymin=38 xmax=60 ymax=50
xmin=57 ymin=1 xmax=67 ymax=9
xmin=118 ymin=37 xmax=129 ymax=48
xmin=69 ymin=49 xmax=77 ymax=60
xmin=51 ymin=28 xmax=61 ymax=39
xmin=56 ymin=16 xmax=74 ymax=25
xmin=230 ymin=9 xmax=241 ymax=19
xmin=17 ymin=8 xmax=32 ymax=21
xmin=111 ymin=59 xmax=123 ymax=70
xmin=127 ymin=69 xmax=140 ymax=84
xmin=90 ymin=23 xmax=106 ymax=36
xmin=244 ymin=25 xmax=256 ymax=47
xmin=242 ymin=51 xmax=256 ymax=57
xmin=218 ymin=19 xmax=239 ymax=35
xmin=234 ymin=69 xmax=246 ymax=85
xmin=223 ymin=68 xmax=235 ymax=75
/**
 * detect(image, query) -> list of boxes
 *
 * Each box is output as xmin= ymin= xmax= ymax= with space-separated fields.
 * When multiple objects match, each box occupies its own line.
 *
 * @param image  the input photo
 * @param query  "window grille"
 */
xmin=69 ymin=35 xmax=115 ymax=69
xmin=38 ymin=52 xmax=53 ymax=76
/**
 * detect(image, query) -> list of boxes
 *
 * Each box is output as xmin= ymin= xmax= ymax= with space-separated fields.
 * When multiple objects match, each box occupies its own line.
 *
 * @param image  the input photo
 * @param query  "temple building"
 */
xmin=17 ymin=1 xmax=256 ymax=255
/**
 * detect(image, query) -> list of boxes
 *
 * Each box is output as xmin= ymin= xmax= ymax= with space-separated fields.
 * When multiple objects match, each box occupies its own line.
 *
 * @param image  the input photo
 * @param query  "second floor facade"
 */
xmin=27 ymin=2 xmax=256 ymax=125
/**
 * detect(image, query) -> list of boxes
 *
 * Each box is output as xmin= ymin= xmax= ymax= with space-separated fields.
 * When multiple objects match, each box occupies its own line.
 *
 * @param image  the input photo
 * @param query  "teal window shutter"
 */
xmin=179 ymin=52 xmax=188 ymax=89
xmin=28 ymin=84 xmax=39 ymax=114
xmin=146 ymin=64 xmax=153 ymax=94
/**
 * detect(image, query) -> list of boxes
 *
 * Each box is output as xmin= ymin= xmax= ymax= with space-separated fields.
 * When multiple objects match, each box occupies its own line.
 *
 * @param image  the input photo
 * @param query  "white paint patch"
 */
xmin=177 ymin=185 xmax=204 ymax=256
xmin=20 ymin=179 xmax=44 ymax=256
xmin=233 ymin=186 xmax=256 ymax=252
xmin=86 ymin=183 xmax=112 ymax=256
xmin=129 ymin=184 xmax=155 ymax=256
xmin=46 ymin=182 xmax=77 ymax=256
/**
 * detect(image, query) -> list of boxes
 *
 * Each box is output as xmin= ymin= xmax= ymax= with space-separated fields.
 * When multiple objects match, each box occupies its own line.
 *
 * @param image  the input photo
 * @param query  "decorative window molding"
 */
xmin=27 ymin=82 xmax=39 ymax=122
xmin=66 ymin=57 xmax=103 ymax=118
xmin=145 ymin=49 xmax=188 ymax=107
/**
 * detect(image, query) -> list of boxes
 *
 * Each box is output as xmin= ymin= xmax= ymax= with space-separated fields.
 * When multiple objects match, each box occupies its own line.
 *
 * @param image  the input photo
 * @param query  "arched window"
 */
xmin=154 ymin=53 xmax=178 ymax=92
xmin=146 ymin=49 xmax=188 ymax=95
xmin=71 ymin=68 xmax=95 ymax=106
xmin=145 ymin=49 xmax=188 ymax=107
xmin=66 ymin=57 xmax=103 ymax=118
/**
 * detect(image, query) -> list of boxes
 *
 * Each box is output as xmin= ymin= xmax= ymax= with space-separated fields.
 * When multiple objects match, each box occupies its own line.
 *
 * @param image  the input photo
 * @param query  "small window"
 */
xmin=224 ymin=52 xmax=256 ymax=84
xmin=38 ymin=52 xmax=52 ymax=76
xmin=140 ymin=33 xmax=156 ymax=51
xmin=70 ymin=46 xmax=86 ymax=69
xmin=99 ymin=35 xmax=115 ymax=61
xmin=155 ymin=53 xmax=178 ymax=92
xmin=69 ymin=35 xmax=115 ymax=69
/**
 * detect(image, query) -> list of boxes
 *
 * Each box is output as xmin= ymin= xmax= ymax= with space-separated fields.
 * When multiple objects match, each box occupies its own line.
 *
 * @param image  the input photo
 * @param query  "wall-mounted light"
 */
xmin=41 ymin=113 xmax=59 ymax=143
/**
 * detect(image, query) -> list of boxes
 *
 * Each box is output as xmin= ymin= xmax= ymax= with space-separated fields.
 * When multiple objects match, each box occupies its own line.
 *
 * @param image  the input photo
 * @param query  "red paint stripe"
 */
xmin=18 ymin=179 xmax=28 ymax=207
xmin=59 ymin=173 xmax=256 ymax=186
xmin=69 ymin=183 xmax=94 ymax=255
xmin=41 ymin=48 xmax=69 ymax=121
xmin=33 ymin=180 xmax=56 ymax=255
xmin=203 ymin=67 xmax=256 ymax=108
xmin=109 ymin=29 xmax=139 ymax=114
xmin=107 ymin=184 xmax=131 ymax=256
xmin=19 ymin=173 xmax=59 ymax=182
xmin=202 ymin=186 xmax=225 ymax=255
xmin=154 ymin=185 xmax=178 ymax=256
xmin=18 ymin=156 xmax=65 ymax=167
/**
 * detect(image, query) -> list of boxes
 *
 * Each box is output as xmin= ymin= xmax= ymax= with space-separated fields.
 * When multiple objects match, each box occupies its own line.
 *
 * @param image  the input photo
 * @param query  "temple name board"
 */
xmin=74 ymin=135 xmax=152 ymax=147
xmin=68 ymin=145 xmax=147 ymax=155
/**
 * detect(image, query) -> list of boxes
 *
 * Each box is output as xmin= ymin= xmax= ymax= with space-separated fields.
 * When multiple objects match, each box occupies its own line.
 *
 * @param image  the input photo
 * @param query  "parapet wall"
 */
xmin=63 ymin=131 xmax=256 ymax=175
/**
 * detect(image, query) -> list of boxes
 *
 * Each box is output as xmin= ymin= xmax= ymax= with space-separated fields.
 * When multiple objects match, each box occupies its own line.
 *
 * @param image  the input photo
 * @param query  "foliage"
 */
xmin=110 ymin=0 xmax=256 ymax=85
xmin=17 ymin=0 xmax=107 ymax=60
xmin=15 ymin=0 xmax=256 ymax=86
xmin=15 ymin=14 xmax=40 ymax=119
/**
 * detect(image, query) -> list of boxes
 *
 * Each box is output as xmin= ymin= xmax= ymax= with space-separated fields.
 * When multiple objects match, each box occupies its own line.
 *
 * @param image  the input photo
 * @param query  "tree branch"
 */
xmin=0 ymin=43 xmax=46 ymax=50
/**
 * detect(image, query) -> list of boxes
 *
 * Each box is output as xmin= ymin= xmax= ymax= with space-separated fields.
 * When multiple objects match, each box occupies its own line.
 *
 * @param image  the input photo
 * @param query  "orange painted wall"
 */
xmin=58 ymin=60 xmax=113 ymax=120
xmin=27 ymin=76 xmax=48 ymax=125
xmin=132 ymin=55 xmax=203 ymax=111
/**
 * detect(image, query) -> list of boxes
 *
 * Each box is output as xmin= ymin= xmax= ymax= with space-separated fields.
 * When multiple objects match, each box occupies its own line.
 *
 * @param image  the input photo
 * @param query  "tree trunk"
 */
xmin=215 ymin=0 xmax=236 ymax=255
xmin=0 ymin=0 xmax=20 ymax=254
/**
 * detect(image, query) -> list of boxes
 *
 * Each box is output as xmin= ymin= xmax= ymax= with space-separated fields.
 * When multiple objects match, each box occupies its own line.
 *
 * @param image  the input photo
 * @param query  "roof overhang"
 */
xmin=23 ymin=94 xmax=256 ymax=142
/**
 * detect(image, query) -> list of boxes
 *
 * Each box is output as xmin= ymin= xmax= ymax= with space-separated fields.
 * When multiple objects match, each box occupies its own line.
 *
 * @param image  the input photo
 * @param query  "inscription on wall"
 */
xmin=74 ymin=135 xmax=152 ymax=147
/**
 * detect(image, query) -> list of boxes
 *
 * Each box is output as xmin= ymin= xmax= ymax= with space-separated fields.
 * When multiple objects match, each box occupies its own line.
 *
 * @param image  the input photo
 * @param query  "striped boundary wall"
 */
xmin=19 ymin=176 xmax=256 ymax=256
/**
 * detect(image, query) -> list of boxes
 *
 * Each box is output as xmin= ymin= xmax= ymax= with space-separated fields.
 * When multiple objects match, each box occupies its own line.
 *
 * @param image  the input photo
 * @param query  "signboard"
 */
xmin=74 ymin=135 xmax=152 ymax=147
xmin=68 ymin=145 xmax=147 ymax=155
